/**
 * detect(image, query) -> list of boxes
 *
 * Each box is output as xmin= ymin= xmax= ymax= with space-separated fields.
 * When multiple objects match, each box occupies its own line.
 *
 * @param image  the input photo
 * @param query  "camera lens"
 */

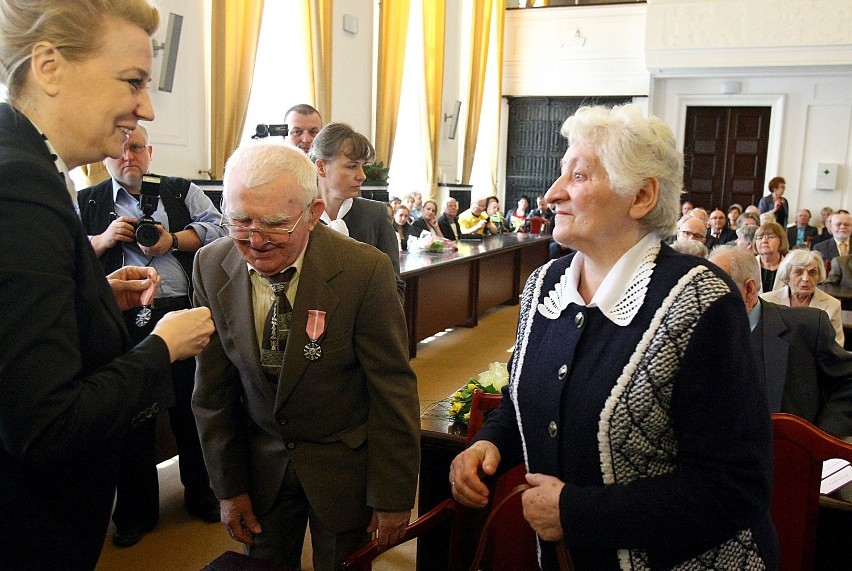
xmin=135 ymin=221 xmax=161 ymax=247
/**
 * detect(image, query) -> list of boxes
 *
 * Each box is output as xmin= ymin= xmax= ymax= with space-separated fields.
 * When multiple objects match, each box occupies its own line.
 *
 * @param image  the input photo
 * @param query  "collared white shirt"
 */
xmin=557 ymin=232 xmax=660 ymax=327
xmin=320 ymin=197 xmax=353 ymax=236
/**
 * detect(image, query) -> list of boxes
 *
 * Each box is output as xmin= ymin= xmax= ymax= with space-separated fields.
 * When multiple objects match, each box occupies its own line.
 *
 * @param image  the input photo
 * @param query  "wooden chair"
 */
xmin=342 ymin=389 xmax=537 ymax=571
xmin=770 ymin=413 xmax=852 ymax=570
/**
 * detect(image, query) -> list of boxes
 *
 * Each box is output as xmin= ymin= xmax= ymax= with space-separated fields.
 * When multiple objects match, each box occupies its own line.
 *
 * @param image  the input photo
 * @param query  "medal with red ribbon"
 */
xmin=304 ymin=309 xmax=326 ymax=361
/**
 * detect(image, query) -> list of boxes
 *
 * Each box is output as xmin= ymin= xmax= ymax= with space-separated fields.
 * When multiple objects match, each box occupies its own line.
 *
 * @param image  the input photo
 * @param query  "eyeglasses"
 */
xmin=123 ymin=144 xmax=149 ymax=155
xmin=221 ymin=210 xmax=307 ymax=245
xmin=678 ymin=230 xmax=705 ymax=241
xmin=755 ymin=234 xmax=780 ymax=241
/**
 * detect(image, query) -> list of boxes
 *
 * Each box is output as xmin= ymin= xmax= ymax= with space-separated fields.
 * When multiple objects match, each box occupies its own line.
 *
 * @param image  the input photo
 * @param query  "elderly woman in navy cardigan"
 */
xmin=450 ymin=104 xmax=777 ymax=570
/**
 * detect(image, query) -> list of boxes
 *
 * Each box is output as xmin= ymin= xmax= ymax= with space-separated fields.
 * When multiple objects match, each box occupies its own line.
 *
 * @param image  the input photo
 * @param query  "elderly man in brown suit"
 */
xmin=192 ymin=143 xmax=419 ymax=570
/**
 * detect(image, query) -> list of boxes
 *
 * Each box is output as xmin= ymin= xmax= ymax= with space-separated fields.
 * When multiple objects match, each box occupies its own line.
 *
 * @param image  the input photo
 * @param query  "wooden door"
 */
xmin=683 ymin=106 xmax=771 ymax=210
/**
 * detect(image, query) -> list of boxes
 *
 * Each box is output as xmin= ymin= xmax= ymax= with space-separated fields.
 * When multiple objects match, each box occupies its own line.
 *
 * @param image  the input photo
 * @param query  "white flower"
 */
xmin=478 ymin=362 xmax=509 ymax=391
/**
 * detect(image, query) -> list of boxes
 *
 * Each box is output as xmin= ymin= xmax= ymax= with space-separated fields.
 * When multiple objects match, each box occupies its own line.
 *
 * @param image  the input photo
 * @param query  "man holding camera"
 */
xmin=78 ymin=125 xmax=225 ymax=547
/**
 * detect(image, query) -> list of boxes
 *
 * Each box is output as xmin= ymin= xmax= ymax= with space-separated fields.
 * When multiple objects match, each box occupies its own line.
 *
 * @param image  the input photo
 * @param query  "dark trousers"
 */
xmin=113 ymin=299 xmax=213 ymax=531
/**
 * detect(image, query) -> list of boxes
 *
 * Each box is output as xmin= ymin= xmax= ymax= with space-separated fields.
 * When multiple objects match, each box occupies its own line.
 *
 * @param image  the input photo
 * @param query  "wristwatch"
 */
xmin=170 ymin=232 xmax=179 ymax=252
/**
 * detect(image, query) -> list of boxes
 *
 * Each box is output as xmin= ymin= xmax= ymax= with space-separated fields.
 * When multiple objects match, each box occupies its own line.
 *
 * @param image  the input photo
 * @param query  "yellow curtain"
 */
xmin=422 ymin=0 xmax=445 ymax=199
xmin=210 ymin=0 xmax=264 ymax=179
xmin=461 ymin=0 xmax=505 ymax=185
xmin=307 ymin=0 xmax=333 ymax=121
xmin=375 ymin=0 xmax=410 ymax=166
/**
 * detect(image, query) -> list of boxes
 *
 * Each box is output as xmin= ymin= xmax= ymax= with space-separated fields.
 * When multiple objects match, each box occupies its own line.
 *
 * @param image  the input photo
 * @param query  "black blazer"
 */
xmin=754 ymin=300 xmax=852 ymax=438
xmin=0 ymin=103 xmax=174 ymax=569
xmin=814 ymin=238 xmax=841 ymax=262
xmin=786 ymin=224 xmax=818 ymax=249
xmin=340 ymin=197 xmax=404 ymax=298
xmin=705 ymin=227 xmax=737 ymax=250
xmin=437 ymin=214 xmax=461 ymax=240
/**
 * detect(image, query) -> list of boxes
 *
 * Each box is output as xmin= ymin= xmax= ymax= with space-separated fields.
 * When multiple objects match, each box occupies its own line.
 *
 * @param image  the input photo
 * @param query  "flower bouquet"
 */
xmin=448 ymin=362 xmax=508 ymax=426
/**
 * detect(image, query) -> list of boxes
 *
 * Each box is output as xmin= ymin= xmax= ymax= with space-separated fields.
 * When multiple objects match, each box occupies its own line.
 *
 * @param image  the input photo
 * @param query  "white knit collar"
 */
xmin=537 ymin=232 xmax=660 ymax=326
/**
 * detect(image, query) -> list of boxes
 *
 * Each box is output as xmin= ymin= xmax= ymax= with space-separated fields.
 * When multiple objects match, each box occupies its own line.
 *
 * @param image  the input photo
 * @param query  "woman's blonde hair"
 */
xmin=0 ymin=0 xmax=159 ymax=103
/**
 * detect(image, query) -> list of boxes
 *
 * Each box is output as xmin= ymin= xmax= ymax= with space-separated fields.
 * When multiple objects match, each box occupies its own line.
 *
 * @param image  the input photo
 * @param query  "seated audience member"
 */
xmin=677 ymin=215 xmax=707 ymax=243
xmin=410 ymin=199 xmax=445 ymax=239
xmin=706 ymin=208 xmax=737 ymax=249
xmin=759 ymin=249 xmax=844 ymax=346
xmin=389 ymin=195 xmax=402 ymax=210
xmin=681 ymin=200 xmax=694 ymax=217
xmin=311 ymin=122 xmax=404 ymax=298
xmin=740 ymin=211 xmax=761 ymax=227
xmin=787 ymin=208 xmax=818 ymax=249
xmin=671 ymin=239 xmax=708 ymax=258
xmin=530 ymin=195 xmax=554 ymax=232
xmin=815 ymin=210 xmax=852 ymax=264
xmin=814 ymin=206 xmax=834 ymax=244
xmin=282 ymin=103 xmax=323 ymax=154
xmin=458 ymin=198 xmax=497 ymax=236
xmin=506 ymin=195 xmax=531 ymax=231
xmin=736 ymin=225 xmax=758 ymax=252
xmin=758 ymin=176 xmax=789 ymax=228
xmin=393 ymin=205 xmax=416 ymax=251
xmin=745 ymin=204 xmax=762 ymax=217
xmin=401 ymin=193 xmax=416 ymax=217
xmin=438 ymin=197 xmax=462 ymax=240
xmin=727 ymin=204 xmax=743 ymax=229
xmin=409 ymin=191 xmax=423 ymax=220
xmin=759 ymin=212 xmax=776 ymax=225
xmin=755 ymin=222 xmax=788 ymax=293
xmin=485 ymin=196 xmax=511 ymax=233
xmin=709 ymin=246 xmax=852 ymax=438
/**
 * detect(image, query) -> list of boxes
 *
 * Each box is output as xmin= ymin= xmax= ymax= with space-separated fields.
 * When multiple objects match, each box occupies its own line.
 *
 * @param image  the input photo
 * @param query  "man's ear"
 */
xmin=629 ymin=178 xmax=659 ymax=221
xmin=29 ymin=41 xmax=63 ymax=97
xmin=305 ymin=198 xmax=326 ymax=231
xmin=744 ymin=277 xmax=759 ymax=309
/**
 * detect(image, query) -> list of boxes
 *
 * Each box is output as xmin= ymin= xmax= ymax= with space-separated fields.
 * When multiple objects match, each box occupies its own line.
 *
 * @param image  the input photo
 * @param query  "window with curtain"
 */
xmin=239 ymin=1 xmax=314 ymax=146
xmin=387 ymin=0 xmax=429 ymax=199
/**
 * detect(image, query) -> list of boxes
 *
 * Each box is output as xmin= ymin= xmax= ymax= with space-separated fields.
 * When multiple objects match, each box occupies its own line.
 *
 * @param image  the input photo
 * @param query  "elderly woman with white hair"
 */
xmin=760 ymin=249 xmax=844 ymax=345
xmin=450 ymin=104 xmax=776 ymax=569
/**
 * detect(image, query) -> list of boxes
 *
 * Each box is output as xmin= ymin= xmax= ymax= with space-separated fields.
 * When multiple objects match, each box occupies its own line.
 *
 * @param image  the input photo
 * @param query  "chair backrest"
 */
xmin=771 ymin=413 xmax=852 ymax=571
xmin=466 ymin=389 xmax=503 ymax=446
xmin=343 ymin=388 xmax=538 ymax=571
xmin=528 ymin=216 xmax=545 ymax=234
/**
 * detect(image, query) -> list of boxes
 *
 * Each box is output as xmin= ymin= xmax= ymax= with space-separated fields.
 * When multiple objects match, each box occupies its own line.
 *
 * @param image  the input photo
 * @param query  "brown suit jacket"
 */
xmin=192 ymin=224 xmax=419 ymax=532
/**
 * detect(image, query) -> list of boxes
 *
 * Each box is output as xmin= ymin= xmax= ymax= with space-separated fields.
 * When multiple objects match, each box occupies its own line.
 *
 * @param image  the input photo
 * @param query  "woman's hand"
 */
xmin=107 ymin=266 xmax=160 ymax=311
xmin=449 ymin=440 xmax=501 ymax=507
xmin=152 ymin=307 xmax=215 ymax=362
xmin=522 ymin=473 xmax=565 ymax=541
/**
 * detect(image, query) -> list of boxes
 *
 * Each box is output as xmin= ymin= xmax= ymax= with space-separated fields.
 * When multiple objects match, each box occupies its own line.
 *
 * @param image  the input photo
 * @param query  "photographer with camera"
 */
xmin=78 ymin=124 xmax=225 ymax=547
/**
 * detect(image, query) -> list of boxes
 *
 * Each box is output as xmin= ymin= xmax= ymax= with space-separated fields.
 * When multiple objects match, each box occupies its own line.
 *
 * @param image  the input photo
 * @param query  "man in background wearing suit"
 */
xmin=192 ymin=143 xmax=420 ymax=570
xmin=815 ymin=210 xmax=852 ymax=264
xmin=786 ymin=208 xmax=818 ymax=249
xmin=709 ymin=246 xmax=852 ymax=438
xmin=282 ymin=103 xmax=323 ymax=154
xmin=705 ymin=208 xmax=737 ymax=249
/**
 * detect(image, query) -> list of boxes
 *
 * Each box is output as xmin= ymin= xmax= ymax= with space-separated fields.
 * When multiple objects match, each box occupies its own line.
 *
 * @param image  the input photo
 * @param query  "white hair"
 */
xmin=223 ymin=143 xmax=318 ymax=212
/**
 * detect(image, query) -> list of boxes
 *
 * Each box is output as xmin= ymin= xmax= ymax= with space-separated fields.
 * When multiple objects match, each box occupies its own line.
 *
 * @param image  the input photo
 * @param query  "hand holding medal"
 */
xmin=106 ymin=266 xmax=161 ymax=312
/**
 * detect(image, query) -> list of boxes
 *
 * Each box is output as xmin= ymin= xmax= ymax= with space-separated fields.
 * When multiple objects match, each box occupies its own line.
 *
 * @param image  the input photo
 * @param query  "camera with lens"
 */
xmin=252 ymin=123 xmax=289 ymax=139
xmin=135 ymin=174 xmax=163 ymax=247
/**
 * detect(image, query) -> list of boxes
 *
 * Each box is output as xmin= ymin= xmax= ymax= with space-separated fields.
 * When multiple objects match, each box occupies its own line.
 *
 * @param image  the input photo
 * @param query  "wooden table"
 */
xmin=400 ymin=233 xmax=550 ymax=357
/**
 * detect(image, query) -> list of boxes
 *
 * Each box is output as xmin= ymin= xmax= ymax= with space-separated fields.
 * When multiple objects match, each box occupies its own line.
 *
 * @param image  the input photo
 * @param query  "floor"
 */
xmin=95 ymin=304 xmax=520 ymax=571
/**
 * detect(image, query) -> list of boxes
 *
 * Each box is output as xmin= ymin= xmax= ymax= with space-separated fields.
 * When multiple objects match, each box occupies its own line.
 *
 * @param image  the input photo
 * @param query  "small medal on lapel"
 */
xmin=135 ymin=306 xmax=152 ymax=327
xmin=303 ymin=309 xmax=326 ymax=361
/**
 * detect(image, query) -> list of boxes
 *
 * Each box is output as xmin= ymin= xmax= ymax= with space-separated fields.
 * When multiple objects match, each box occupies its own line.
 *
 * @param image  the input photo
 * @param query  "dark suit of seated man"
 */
xmin=709 ymin=245 xmax=852 ymax=438
xmin=786 ymin=209 xmax=819 ymax=250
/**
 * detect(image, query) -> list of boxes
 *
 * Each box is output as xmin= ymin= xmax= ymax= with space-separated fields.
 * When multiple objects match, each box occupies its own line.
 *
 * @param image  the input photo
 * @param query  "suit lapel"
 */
xmin=761 ymin=301 xmax=789 ymax=411
xmin=274 ymin=225 xmax=342 ymax=408
xmin=218 ymin=246 xmax=277 ymax=401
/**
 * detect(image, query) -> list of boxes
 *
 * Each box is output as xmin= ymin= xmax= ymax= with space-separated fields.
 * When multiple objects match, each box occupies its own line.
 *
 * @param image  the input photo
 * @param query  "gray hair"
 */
xmin=223 ymin=143 xmax=318 ymax=212
xmin=671 ymin=239 xmax=708 ymax=258
xmin=777 ymin=249 xmax=826 ymax=285
xmin=709 ymin=244 xmax=760 ymax=288
xmin=559 ymin=104 xmax=683 ymax=238
xmin=0 ymin=0 xmax=159 ymax=104
xmin=736 ymin=224 xmax=757 ymax=245
xmin=309 ymin=122 xmax=375 ymax=164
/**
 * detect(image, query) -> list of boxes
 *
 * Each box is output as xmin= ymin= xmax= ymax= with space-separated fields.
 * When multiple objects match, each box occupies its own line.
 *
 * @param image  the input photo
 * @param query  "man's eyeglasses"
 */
xmin=678 ymin=230 xmax=705 ymax=241
xmin=123 ymin=144 xmax=149 ymax=155
xmin=221 ymin=210 xmax=307 ymax=245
